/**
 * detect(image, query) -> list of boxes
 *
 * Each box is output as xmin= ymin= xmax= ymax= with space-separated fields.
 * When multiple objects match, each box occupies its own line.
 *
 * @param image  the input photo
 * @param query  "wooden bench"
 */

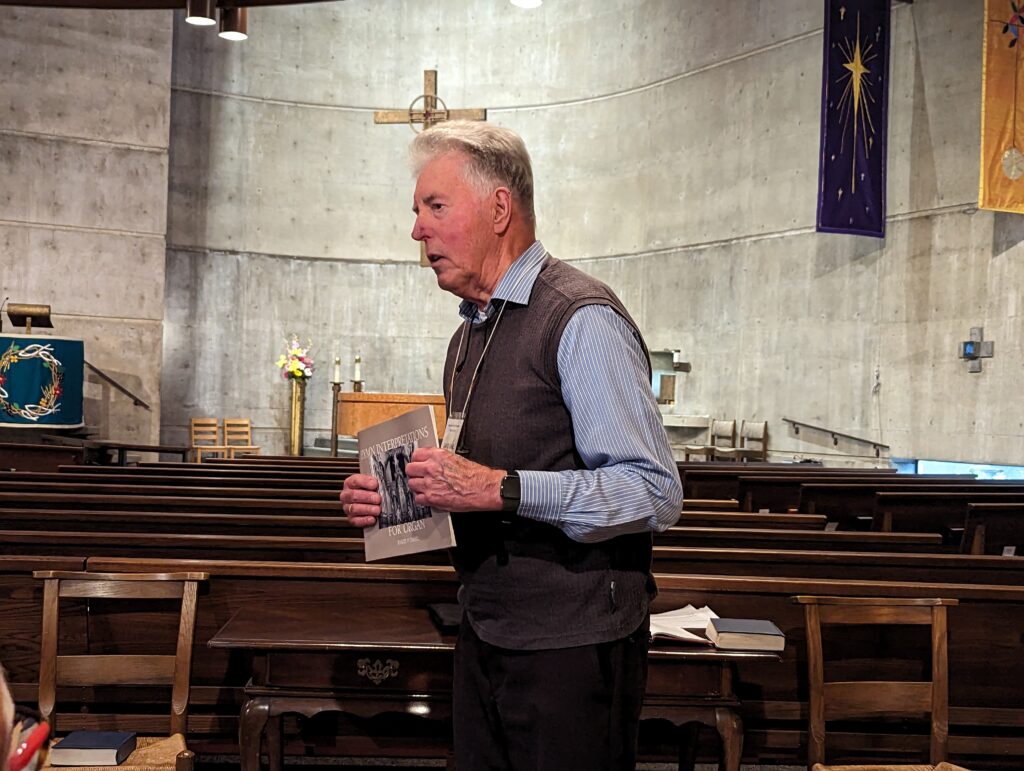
xmin=800 ymin=482 xmax=1024 ymax=528
xmin=679 ymin=511 xmax=827 ymax=530
xmin=4 ymin=528 xmax=1019 ymax=581
xmin=963 ymin=503 xmax=1024 ymax=555
xmin=681 ymin=467 xmax=896 ymax=501
xmin=873 ymin=491 xmax=1024 ymax=544
xmin=71 ymin=559 xmax=1024 ymax=767
xmin=740 ymin=475 xmax=980 ymax=514
xmin=0 ymin=491 xmax=343 ymax=516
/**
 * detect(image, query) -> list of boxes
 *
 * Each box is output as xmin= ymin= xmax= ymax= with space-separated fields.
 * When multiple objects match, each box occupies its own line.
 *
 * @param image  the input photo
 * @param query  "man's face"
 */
xmin=412 ymin=152 xmax=495 ymax=302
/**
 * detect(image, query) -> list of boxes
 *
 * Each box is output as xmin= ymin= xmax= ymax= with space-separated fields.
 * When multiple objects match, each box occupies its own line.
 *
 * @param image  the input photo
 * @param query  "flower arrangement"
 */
xmin=276 ymin=335 xmax=314 ymax=380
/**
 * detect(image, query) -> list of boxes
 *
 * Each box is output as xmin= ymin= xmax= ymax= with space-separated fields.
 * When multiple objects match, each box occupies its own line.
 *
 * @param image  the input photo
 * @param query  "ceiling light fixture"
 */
xmin=219 ymin=6 xmax=248 ymax=41
xmin=510 ymin=0 xmax=543 ymax=7
xmin=185 ymin=0 xmax=216 ymax=26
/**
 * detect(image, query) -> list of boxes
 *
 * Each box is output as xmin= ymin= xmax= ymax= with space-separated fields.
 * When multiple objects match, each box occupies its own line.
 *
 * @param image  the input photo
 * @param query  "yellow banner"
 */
xmin=980 ymin=0 xmax=1024 ymax=213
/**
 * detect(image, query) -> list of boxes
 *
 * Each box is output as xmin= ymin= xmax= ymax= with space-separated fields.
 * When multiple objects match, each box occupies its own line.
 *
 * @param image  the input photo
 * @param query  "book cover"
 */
xmin=359 ymin=405 xmax=456 ymax=561
xmin=49 ymin=730 xmax=136 ymax=766
xmin=706 ymin=617 xmax=785 ymax=652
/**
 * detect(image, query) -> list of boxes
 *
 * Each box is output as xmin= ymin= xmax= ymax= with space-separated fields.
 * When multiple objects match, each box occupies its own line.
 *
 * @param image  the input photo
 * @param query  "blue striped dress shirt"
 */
xmin=458 ymin=241 xmax=683 ymax=543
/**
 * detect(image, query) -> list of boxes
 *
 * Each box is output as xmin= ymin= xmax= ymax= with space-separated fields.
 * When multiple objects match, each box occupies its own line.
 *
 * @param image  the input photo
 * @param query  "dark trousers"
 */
xmin=452 ymin=618 xmax=650 ymax=771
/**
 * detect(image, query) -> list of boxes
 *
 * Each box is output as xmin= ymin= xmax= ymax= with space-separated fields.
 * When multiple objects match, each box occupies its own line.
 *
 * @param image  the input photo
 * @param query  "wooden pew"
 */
xmin=15 ymin=470 xmax=348 ymax=491
xmin=0 ymin=479 xmax=344 ymax=501
xmin=962 ymin=503 xmax=1024 ymax=555
xmin=0 ymin=491 xmax=343 ymax=516
xmin=44 ymin=557 xmax=1023 ymax=768
xmin=872 ymin=491 xmax=1024 ymax=543
xmin=740 ymin=474 xmax=979 ymax=513
xmin=682 ymin=466 xmax=897 ymax=501
xmin=60 ymin=465 xmax=349 ymax=483
xmin=678 ymin=511 xmax=827 ymax=530
xmin=3 ymin=528 xmax=1019 ymax=585
xmin=801 ymin=482 xmax=1024 ymax=529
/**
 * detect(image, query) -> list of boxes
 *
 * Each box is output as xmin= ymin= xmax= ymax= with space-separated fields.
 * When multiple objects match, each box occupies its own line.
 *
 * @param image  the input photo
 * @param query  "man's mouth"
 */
xmin=427 ymin=253 xmax=444 ymax=265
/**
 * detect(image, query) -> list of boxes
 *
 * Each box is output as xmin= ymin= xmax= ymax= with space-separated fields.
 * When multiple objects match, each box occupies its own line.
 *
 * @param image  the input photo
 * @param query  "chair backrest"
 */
xmin=794 ymin=595 xmax=958 ymax=768
xmin=189 ymin=418 xmax=221 ymax=447
xmin=709 ymin=419 xmax=736 ymax=448
xmin=222 ymin=418 xmax=253 ymax=447
xmin=33 ymin=570 xmax=208 ymax=736
xmin=739 ymin=420 xmax=767 ymax=447
xmin=961 ymin=505 xmax=1024 ymax=555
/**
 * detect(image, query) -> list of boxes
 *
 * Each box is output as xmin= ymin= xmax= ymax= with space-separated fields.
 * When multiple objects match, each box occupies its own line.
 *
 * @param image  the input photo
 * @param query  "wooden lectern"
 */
xmin=335 ymin=392 xmax=446 ymax=447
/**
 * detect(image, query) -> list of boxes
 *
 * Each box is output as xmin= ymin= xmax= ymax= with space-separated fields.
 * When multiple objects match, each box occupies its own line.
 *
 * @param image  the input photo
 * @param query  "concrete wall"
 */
xmin=0 ymin=7 xmax=172 ymax=446
xmin=5 ymin=0 xmax=993 ymax=465
xmin=165 ymin=0 xmax=1016 ymax=464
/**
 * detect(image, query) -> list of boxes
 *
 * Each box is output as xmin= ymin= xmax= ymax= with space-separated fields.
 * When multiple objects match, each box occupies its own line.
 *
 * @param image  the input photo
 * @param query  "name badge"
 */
xmin=441 ymin=413 xmax=465 ymax=453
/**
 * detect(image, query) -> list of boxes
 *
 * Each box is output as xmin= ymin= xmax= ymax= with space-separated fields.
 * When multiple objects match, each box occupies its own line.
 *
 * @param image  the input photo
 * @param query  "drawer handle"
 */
xmin=357 ymin=658 xmax=400 ymax=685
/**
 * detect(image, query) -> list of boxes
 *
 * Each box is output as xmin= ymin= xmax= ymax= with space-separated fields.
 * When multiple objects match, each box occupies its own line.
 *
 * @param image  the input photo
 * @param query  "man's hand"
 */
xmin=406 ymin=447 xmax=505 ymax=512
xmin=340 ymin=473 xmax=382 ymax=528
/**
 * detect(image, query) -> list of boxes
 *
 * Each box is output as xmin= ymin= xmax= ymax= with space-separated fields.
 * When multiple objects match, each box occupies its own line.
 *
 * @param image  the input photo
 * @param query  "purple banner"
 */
xmin=817 ymin=0 xmax=891 ymax=238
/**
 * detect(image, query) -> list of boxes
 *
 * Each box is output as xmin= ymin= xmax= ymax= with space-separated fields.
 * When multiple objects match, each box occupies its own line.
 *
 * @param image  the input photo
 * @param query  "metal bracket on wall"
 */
xmin=958 ymin=327 xmax=994 ymax=373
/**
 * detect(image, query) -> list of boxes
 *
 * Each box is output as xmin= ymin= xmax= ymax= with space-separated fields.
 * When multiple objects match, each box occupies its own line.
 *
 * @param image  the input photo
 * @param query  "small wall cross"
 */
xmin=959 ymin=326 xmax=995 ymax=373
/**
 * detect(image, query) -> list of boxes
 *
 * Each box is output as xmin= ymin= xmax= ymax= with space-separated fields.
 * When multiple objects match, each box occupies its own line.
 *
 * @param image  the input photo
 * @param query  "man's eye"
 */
xmin=431 ymin=203 xmax=445 ymax=212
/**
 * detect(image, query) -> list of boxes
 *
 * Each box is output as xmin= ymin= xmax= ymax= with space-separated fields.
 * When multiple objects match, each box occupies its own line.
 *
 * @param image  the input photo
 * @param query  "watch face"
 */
xmin=1002 ymin=146 xmax=1024 ymax=180
xmin=501 ymin=473 xmax=521 ymax=508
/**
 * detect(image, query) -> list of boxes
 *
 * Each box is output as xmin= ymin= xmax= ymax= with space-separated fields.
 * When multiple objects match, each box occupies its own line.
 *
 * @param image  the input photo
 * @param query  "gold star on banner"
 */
xmin=838 ymin=188 xmax=844 ymax=201
xmin=840 ymin=6 xmax=846 ymax=21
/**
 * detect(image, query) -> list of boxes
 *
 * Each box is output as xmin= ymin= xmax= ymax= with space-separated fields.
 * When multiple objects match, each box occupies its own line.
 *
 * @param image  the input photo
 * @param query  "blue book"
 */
xmin=706 ymin=618 xmax=785 ymax=652
xmin=49 ymin=730 xmax=137 ymax=766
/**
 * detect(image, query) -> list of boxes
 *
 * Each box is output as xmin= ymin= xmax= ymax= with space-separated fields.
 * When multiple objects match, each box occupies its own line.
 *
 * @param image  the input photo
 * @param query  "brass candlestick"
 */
xmin=330 ymin=381 xmax=341 ymax=457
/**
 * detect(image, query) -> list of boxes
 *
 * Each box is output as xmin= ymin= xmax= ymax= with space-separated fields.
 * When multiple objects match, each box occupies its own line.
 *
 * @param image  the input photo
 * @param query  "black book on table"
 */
xmin=706 ymin=617 xmax=785 ymax=652
xmin=49 ymin=730 xmax=137 ymax=766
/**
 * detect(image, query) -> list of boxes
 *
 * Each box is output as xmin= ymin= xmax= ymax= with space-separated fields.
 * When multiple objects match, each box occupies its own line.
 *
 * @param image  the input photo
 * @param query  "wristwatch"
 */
xmin=499 ymin=471 xmax=521 ymax=513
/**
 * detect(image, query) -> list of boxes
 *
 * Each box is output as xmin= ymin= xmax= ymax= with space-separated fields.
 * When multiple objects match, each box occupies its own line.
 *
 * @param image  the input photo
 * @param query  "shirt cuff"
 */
xmin=516 ymin=469 xmax=562 ymax=526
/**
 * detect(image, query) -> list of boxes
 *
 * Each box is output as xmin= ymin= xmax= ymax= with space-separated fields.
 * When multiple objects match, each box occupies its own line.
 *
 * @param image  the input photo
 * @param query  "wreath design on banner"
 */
xmin=0 ymin=342 xmax=64 ymax=421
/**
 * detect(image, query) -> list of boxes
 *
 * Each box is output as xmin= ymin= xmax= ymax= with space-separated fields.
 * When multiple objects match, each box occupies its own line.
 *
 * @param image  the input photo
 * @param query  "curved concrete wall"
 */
xmin=164 ymin=0 xmax=1022 ymax=464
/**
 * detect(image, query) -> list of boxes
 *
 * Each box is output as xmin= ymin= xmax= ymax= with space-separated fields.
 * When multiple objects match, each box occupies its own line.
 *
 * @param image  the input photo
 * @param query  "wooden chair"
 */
xmin=189 ymin=417 xmax=227 ymax=463
xmin=33 ymin=570 xmax=209 ymax=771
xmin=794 ymin=595 xmax=958 ymax=771
xmin=682 ymin=419 xmax=736 ymax=461
xmin=715 ymin=420 xmax=768 ymax=462
xmin=223 ymin=418 xmax=261 ymax=459
xmin=960 ymin=505 xmax=1024 ymax=555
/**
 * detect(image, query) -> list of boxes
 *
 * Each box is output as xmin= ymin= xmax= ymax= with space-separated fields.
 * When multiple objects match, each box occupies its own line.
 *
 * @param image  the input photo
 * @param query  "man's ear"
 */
xmin=492 ymin=187 xmax=513 ymax=234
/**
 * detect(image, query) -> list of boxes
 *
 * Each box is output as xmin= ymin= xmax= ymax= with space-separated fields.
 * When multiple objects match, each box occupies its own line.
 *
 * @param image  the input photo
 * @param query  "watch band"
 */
xmin=499 ymin=471 xmax=521 ymax=513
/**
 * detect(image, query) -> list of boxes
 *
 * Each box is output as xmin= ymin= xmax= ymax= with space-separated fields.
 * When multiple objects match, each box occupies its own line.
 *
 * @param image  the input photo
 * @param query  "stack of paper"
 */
xmin=649 ymin=604 xmax=718 ymax=643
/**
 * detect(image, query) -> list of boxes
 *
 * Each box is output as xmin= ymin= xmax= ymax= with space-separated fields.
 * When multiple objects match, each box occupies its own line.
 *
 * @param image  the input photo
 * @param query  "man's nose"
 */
xmin=411 ymin=215 xmax=425 ymax=242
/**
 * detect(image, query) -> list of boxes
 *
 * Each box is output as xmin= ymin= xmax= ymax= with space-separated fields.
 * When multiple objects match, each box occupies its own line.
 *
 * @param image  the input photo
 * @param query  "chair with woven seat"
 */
xmin=794 ymin=595 xmax=959 ymax=771
xmin=715 ymin=420 xmax=768 ymax=462
xmin=682 ymin=419 xmax=735 ymax=461
xmin=33 ymin=570 xmax=209 ymax=771
xmin=223 ymin=418 xmax=261 ymax=459
xmin=189 ymin=417 xmax=227 ymax=463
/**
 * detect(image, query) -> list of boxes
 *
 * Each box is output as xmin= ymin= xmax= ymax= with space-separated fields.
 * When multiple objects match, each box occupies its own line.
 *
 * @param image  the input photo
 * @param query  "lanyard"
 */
xmin=448 ymin=298 xmax=509 ymax=420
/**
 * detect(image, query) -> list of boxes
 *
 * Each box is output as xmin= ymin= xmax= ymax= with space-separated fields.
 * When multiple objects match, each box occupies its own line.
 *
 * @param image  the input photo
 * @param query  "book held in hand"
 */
xmin=359 ymin=405 xmax=456 ymax=561
xmin=49 ymin=730 xmax=136 ymax=766
xmin=706 ymin=617 xmax=785 ymax=652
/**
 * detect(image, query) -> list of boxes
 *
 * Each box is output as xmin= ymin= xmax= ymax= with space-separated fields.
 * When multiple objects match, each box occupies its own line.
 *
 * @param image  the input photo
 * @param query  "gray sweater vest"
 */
xmin=443 ymin=256 xmax=656 ymax=650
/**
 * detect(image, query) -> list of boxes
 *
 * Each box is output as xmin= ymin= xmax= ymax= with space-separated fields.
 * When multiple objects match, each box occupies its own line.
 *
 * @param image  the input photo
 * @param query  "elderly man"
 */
xmin=341 ymin=121 xmax=683 ymax=770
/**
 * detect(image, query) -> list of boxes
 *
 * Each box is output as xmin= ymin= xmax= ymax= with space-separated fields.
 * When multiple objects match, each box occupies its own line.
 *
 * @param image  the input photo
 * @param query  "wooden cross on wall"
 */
xmin=374 ymin=69 xmax=488 ymax=265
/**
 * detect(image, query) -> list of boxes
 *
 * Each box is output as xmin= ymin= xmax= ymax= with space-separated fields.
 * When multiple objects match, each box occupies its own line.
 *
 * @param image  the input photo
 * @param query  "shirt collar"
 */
xmin=458 ymin=240 xmax=548 ymax=323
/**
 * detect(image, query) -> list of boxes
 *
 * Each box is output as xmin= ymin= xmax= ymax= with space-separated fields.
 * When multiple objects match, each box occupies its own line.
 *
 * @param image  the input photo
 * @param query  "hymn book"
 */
xmin=49 ymin=730 xmax=136 ymax=766
xmin=359 ymin=405 xmax=456 ymax=561
xmin=706 ymin=617 xmax=785 ymax=652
